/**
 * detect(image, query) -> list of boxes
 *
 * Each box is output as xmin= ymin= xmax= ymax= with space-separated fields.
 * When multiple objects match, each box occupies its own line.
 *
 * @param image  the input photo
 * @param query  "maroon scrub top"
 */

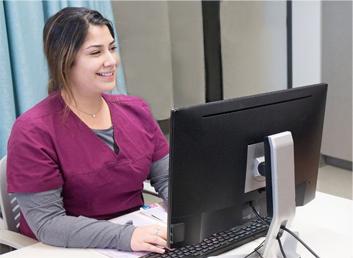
xmin=7 ymin=92 xmax=169 ymax=238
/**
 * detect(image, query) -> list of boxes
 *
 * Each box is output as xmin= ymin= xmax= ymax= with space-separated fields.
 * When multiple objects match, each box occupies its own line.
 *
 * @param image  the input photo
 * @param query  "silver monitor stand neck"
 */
xmin=260 ymin=131 xmax=299 ymax=258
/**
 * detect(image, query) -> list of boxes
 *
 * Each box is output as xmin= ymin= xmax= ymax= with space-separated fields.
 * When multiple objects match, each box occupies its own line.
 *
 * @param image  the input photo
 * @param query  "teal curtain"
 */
xmin=0 ymin=0 xmax=126 ymax=158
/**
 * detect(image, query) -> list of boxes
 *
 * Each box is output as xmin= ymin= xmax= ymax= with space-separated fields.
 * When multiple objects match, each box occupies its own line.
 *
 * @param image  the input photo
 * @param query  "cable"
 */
xmin=244 ymin=247 xmax=261 ymax=258
xmin=244 ymin=208 xmax=284 ymax=258
xmin=244 ymin=239 xmax=265 ymax=258
xmin=276 ymin=234 xmax=287 ymax=258
xmin=255 ymin=250 xmax=264 ymax=258
xmin=280 ymin=226 xmax=320 ymax=258
xmin=249 ymin=203 xmax=320 ymax=258
xmin=249 ymin=202 xmax=270 ymax=226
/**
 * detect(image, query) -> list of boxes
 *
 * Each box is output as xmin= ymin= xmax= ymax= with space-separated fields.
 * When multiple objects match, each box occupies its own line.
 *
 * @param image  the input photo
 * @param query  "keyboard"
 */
xmin=141 ymin=218 xmax=270 ymax=258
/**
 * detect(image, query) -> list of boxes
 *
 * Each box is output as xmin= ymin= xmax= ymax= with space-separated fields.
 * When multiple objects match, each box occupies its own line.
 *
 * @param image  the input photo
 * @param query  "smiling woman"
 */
xmin=6 ymin=7 xmax=169 ymax=254
xmin=69 ymin=25 xmax=119 ymax=95
xmin=62 ymin=23 xmax=120 ymax=128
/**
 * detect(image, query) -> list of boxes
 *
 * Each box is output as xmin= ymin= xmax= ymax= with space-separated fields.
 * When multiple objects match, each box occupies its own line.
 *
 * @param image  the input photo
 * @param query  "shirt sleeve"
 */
xmin=149 ymin=154 xmax=169 ymax=202
xmin=7 ymin=120 xmax=63 ymax=193
xmin=14 ymin=187 xmax=136 ymax=251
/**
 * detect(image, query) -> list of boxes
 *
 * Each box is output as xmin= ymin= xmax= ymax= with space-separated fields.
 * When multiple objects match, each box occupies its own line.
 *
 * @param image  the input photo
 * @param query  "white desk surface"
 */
xmin=1 ymin=192 xmax=352 ymax=258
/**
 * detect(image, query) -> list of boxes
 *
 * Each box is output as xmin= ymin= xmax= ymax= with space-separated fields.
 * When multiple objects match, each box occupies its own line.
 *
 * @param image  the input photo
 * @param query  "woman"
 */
xmin=7 ymin=7 xmax=169 ymax=254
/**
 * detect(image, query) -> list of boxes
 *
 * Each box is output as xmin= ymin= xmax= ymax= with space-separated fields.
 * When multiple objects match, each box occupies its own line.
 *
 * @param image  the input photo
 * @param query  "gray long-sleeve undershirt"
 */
xmin=14 ymin=127 xmax=169 ymax=251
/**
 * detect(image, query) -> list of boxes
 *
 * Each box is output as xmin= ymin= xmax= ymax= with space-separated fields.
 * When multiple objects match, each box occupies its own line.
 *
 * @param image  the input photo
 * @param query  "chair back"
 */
xmin=0 ymin=156 xmax=20 ymax=232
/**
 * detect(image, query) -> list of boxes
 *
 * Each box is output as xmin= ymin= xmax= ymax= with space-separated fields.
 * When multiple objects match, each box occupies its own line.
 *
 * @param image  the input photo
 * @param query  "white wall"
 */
xmin=113 ymin=2 xmax=352 ymax=164
xmin=221 ymin=1 xmax=287 ymax=99
xmin=168 ymin=2 xmax=205 ymax=109
xmin=112 ymin=2 xmax=174 ymax=120
xmin=292 ymin=1 xmax=352 ymax=163
xmin=292 ymin=1 xmax=321 ymax=87
xmin=321 ymin=1 xmax=352 ymax=162
xmin=112 ymin=2 xmax=205 ymax=119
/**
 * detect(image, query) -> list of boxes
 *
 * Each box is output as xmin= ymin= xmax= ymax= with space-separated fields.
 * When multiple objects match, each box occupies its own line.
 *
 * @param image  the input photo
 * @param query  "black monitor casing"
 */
xmin=167 ymin=83 xmax=327 ymax=248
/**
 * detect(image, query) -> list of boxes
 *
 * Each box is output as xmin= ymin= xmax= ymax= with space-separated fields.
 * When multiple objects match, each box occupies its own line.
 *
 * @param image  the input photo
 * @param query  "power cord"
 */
xmin=244 ymin=239 xmax=265 ymax=258
xmin=249 ymin=203 xmax=287 ymax=258
xmin=280 ymin=226 xmax=320 ymax=258
xmin=249 ymin=202 xmax=321 ymax=258
xmin=249 ymin=202 xmax=270 ymax=226
xmin=276 ymin=234 xmax=287 ymax=258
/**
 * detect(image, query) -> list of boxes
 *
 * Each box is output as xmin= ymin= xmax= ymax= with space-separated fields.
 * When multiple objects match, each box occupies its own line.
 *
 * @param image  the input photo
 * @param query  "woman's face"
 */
xmin=69 ymin=25 xmax=119 ymax=95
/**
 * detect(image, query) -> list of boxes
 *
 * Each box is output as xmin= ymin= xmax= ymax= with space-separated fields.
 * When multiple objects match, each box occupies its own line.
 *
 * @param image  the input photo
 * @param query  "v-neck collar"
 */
xmin=102 ymin=93 xmax=121 ymax=157
xmin=57 ymin=92 xmax=121 ymax=160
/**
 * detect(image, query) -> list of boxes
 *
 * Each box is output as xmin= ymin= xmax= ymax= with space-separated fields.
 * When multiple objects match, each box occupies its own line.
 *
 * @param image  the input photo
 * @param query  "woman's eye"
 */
xmin=110 ymin=46 xmax=117 ymax=51
xmin=90 ymin=51 xmax=101 ymax=55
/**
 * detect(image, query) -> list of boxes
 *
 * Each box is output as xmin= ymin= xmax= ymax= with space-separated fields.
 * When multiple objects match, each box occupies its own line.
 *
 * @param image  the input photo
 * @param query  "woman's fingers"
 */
xmin=156 ymin=226 xmax=167 ymax=239
xmin=142 ymin=242 xmax=166 ymax=254
xmin=130 ymin=225 xmax=168 ymax=253
xmin=149 ymin=225 xmax=167 ymax=239
xmin=144 ymin=234 xmax=167 ymax=247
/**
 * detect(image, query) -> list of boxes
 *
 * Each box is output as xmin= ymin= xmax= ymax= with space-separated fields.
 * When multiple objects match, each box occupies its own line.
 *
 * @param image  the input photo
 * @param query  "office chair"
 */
xmin=0 ymin=156 xmax=37 ymax=249
xmin=143 ymin=180 xmax=164 ymax=205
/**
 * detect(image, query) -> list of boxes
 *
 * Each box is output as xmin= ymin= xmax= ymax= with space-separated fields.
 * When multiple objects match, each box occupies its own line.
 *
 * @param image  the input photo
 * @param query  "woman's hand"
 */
xmin=130 ymin=225 xmax=168 ymax=254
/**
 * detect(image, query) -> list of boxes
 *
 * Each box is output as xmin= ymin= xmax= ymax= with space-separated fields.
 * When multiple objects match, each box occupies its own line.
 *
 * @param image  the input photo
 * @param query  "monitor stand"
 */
xmin=260 ymin=131 xmax=299 ymax=258
xmin=217 ymin=132 xmax=300 ymax=258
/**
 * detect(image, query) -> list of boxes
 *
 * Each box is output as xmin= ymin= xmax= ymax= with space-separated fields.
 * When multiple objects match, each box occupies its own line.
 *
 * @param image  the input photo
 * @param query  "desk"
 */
xmin=1 ymin=192 xmax=352 ymax=258
xmin=221 ymin=192 xmax=353 ymax=257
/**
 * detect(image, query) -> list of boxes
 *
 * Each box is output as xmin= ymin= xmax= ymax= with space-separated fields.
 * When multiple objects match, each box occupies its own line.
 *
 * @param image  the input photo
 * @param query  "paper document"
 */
xmin=140 ymin=203 xmax=168 ymax=223
xmin=98 ymin=249 xmax=146 ymax=258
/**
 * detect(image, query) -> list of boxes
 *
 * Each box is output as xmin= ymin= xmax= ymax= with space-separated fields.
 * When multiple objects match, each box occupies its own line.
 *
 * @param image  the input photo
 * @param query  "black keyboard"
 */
xmin=141 ymin=218 xmax=270 ymax=258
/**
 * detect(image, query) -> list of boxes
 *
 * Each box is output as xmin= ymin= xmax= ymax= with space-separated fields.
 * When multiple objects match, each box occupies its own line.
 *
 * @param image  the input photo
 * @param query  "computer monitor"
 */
xmin=167 ymin=83 xmax=327 ymax=248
